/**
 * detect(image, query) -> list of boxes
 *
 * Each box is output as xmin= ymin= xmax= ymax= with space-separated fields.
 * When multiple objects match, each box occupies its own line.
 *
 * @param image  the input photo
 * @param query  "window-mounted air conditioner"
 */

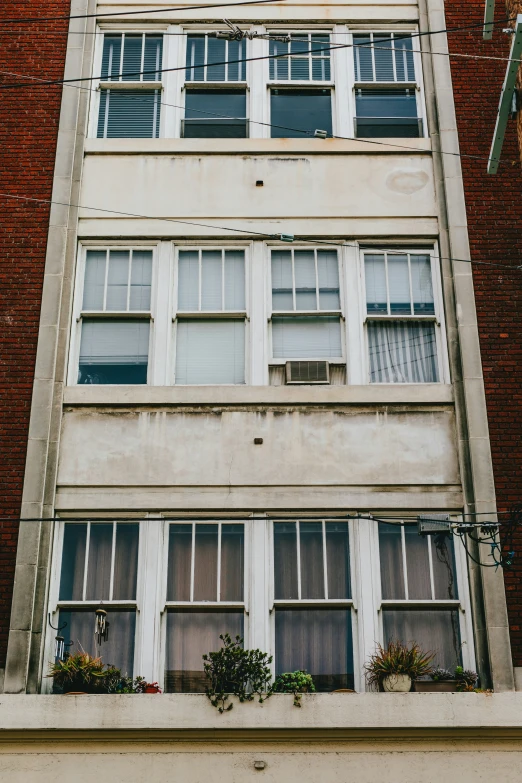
xmin=285 ymin=361 xmax=330 ymax=385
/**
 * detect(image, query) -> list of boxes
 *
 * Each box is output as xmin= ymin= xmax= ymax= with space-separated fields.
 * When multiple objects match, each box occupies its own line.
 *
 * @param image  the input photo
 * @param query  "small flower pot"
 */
xmin=144 ymin=685 xmax=161 ymax=694
xmin=413 ymin=680 xmax=458 ymax=693
xmin=382 ymin=674 xmax=412 ymax=692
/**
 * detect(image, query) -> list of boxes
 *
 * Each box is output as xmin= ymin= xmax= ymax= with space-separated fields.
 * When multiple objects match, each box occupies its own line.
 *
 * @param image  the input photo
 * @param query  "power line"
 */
xmin=1 ymin=191 xmax=520 ymax=272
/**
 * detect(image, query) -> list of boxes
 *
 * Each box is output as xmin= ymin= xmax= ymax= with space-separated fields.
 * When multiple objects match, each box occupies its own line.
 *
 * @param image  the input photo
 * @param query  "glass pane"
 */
xmin=374 ymin=34 xmax=394 ymax=81
xmin=59 ymin=610 xmax=136 ymax=675
xmin=271 ymin=89 xmax=332 ymax=138
xmin=201 ymin=251 xmax=222 ymax=310
xmin=432 ymin=535 xmax=459 ymax=600
xmin=97 ymin=90 xmax=160 ymax=139
xmin=165 ymin=610 xmax=243 ymax=692
xmin=291 ymin=56 xmax=310 ymax=81
xmin=394 ymin=35 xmax=414 ymax=82
xmin=368 ymin=321 xmax=439 ymax=383
xmin=294 ymin=251 xmax=317 ymax=310
xmin=59 ymin=523 xmax=87 ymax=601
xmin=101 ymin=35 xmax=122 ymax=81
xmin=355 ymin=89 xmax=419 ymax=138
xmin=193 ymin=524 xmax=218 ymax=601
xmin=365 ymin=255 xmax=387 ymax=313
xmin=83 ymin=250 xmax=106 ymax=310
xmin=383 ymin=609 xmax=462 ymax=670
xmin=143 ymin=35 xmax=163 ymax=81
xmin=274 ymin=522 xmax=298 ymax=599
xmin=300 ymin=522 xmax=324 ymax=599
xmin=106 ymin=250 xmax=129 ymax=310
xmin=186 ymin=36 xmax=205 ymax=82
xmin=178 ymin=251 xmax=199 ymax=310
xmin=220 ymin=524 xmax=244 ymax=601
xmin=353 ymin=35 xmax=373 ymax=81
xmin=404 ymin=525 xmax=431 ymax=599
xmin=269 ymin=39 xmax=289 ymax=81
xmin=271 ymin=250 xmax=293 ymax=310
xmin=224 ymin=251 xmax=245 ymax=310
xmin=326 ymin=522 xmax=351 ymax=599
xmin=411 ymin=255 xmax=435 ymax=315
xmin=78 ymin=320 xmax=149 ymax=385
xmin=317 ymin=251 xmax=340 ymax=310
xmin=167 ymin=524 xmax=193 ymax=601
xmin=206 ymin=35 xmax=226 ymax=81
xmin=184 ymin=90 xmax=247 ymax=138
xmin=85 ymin=523 xmax=113 ymax=600
xmin=129 ymin=250 xmax=152 ymax=311
xmin=272 ymin=316 xmax=342 ymax=358
xmin=227 ymin=38 xmax=246 ymax=81
xmin=121 ymin=35 xmax=142 ymax=81
xmin=275 ymin=609 xmax=354 ymax=691
xmin=378 ymin=524 xmax=405 ymax=600
xmin=175 ymin=319 xmax=245 ymax=384
xmin=112 ymin=523 xmax=139 ymax=600
xmin=388 ymin=255 xmax=411 ymax=314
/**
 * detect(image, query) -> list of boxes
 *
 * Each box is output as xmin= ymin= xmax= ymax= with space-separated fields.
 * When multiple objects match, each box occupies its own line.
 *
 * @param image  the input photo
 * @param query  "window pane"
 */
xmin=269 ymin=39 xmax=289 ymax=80
xmin=274 ymin=522 xmax=298 ymax=599
xmin=178 ymin=251 xmax=199 ymax=310
xmin=365 ymin=255 xmax=387 ymax=313
xmin=101 ymin=35 xmax=122 ymax=81
xmin=275 ymin=609 xmax=354 ymax=691
xmin=183 ymin=90 xmax=247 ymax=138
xmin=78 ymin=320 xmax=149 ymax=385
xmin=404 ymin=525 xmax=431 ymax=600
xmin=106 ymin=250 xmax=129 ymax=310
xmin=175 ymin=319 xmax=245 ymax=384
xmin=206 ymin=35 xmax=226 ymax=81
xmin=165 ymin=610 xmax=243 ymax=692
xmin=113 ymin=523 xmax=139 ymax=600
xmin=121 ymin=35 xmax=142 ymax=81
xmin=379 ymin=524 xmax=405 ymax=600
xmin=271 ymin=90 xmax=332 ymax=138
xmin=59 ymin=610 xmax=136 ymax=675
xmin=326 ymin=522 xmax=351 ymax=599
xmin=368 ymin=321 xmax=439 ymax=383
xmin=294 ymin=251 xmax=317 ymax=310
xmin=353 ymin=35 xmax=373 ymax=81
xmin=355 ymin=89 xmax=419 ymax=138
xmin=59 ymin=523 xmax=87 ymax=601
xmin=317 ymin=251 xmax=340 ymax=310
xmin=388 ymin=255 xmax=411 ymax=314
xmin=272 ymin=316 xmax=342 ymax=358
xmin=129 ymin=251 xmax=152 ymax=310
xmin=224 ymin=251 xmax=245 ymax=310
xmin=271 ymin=250 xmax=293 ymax=310
xmin=411 ymin=255 xmax=435 ymax=315
xmin=432 ymin=534 xmax=459 ymax=600
xmin=221 ymin=524 xmax=244 ymax=601
xmin=201 ymin=250 xmax=222 ymax=310
xmin=300 ymin=522 xmax=324 ymax=599
xmin=383 ymin=609 xmax=461 ymax=670
xmin=394 ymin=35 xmax=415 ymax=82
xmin=227 ymin=38 xmax=246 ymax=81
xmin=167 ymin=524 xmax=193 ymax=601
xmin=85 ymin=523 xmax=113 ymax=601
xmin=185 ymin=36 xmax=205 ymax=81
xmin=143 ymin=35 xmax=163 ymax=81
xmin=193 ymin=524 xmax=219 ymax=601
xmin=373 ymin=34 xmax=394 ymax=81
xmin=83 ymin=250 xmax=106 ymax=310
xmin=97 ymin=90 xmax=160 ymax=139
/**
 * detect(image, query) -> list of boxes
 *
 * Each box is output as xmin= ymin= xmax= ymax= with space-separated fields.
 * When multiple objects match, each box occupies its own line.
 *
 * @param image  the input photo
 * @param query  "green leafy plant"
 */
xmin=47 ymin=651 xmax=108 ymax=693
xmin=364 ymin=641 xmax=435 ymax=689
xmin=431 ymin=667 xmax=454 ymax=682
xmin=273 ymin=671 xmax=316 ymax=707
xmin=454 ymin=666 xmax=478 ymax=691
xmin=203 ymin=634 xmax=273 ymax=713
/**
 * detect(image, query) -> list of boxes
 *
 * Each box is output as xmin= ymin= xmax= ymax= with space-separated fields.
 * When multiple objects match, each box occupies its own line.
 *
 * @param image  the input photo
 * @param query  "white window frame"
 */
xmin=359 ymin=244 xmax=450 ymax=384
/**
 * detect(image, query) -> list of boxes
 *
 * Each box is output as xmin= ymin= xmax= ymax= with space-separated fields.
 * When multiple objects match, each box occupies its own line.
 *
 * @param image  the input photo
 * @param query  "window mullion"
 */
xmin=204 ymin=34 xmax=208 ymax=82
xmin=427 ymin=536 xmax=436 ymax=601
xmin=407 ymin=252 xmax=414 ymax=315
xmin=384 ymin=252 xmax=390 ymax=314
xmin=391 ymin=33 xmax=398 ymax=82
xmin=82 ymin=521 xmax=91 ymax=602
xmin=190 ymin=522 xmax=195 ymax=602
xmin=322 ymin=520 xmax=328 ymax=599
xmin=370 ymin=33 xmax=376 ymax=82
xmin=109 ymin=521 xmax=117 ymax=600
xmin=102 ymin=249 xmax=109 ymax=310
xmin=198 ymin=249 xmax=202 ymax=311
xmin=119 ymin=33 xmax=125 ymax=82
xmin=314 ymin=249 xmax=320 ymax=310
xmin=126 ymin=248 xmax=132 ymax=311
xmin=217 ymin=522 xmax=222 ymax=601
xmin=401 ymin=525 xmax=409 ymax=600
xmin=140 ymin=33 xmax=145 ymax=83
xmin=221 ymin=251 xmax=225 ymax=311
xmin=296 ymin=520 xmax=302 ymax=600
xmin=291 ymin=251 xmax=296 ymax=310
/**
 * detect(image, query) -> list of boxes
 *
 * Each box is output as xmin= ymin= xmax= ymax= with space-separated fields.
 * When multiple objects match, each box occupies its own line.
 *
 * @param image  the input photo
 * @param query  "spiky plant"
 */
xmin=364 ymin=641 xmax=435 ymax=689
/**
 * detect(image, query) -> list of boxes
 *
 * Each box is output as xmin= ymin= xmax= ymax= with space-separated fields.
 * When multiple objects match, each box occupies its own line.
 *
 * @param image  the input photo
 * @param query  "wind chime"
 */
xmin=48 ymin=616 xmax=73 ymax=663
xmin=95 ymin=605 xmax=110 ymax=645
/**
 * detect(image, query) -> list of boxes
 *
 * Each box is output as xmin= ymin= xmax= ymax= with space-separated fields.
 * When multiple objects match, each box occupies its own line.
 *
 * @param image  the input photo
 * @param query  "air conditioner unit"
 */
xmin=285 ymin=361 xmax=330 ymax=385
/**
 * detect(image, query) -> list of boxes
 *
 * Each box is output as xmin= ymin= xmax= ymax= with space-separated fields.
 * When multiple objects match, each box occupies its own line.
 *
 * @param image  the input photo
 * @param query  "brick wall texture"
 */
xmin=0 ymin=2 xmax=70 ymax=668
xmin=445 ymin=1 xmax=522 ymax=664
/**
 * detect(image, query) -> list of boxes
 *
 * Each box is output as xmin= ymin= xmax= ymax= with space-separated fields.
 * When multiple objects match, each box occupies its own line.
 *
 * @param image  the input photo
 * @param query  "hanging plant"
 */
xmin=273 ymin=671 xmax=316 ymax=706
xmin=203 ymin=634 xmax=273 ymax=713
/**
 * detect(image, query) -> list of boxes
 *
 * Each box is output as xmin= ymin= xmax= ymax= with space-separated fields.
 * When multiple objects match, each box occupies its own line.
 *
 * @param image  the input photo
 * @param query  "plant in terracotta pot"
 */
xmin=48 ymin=651 xmax=108 ymax=694
xmin=273 ymin=671 xmax=316 ymax=707
xmin=365 ymin=641 xmax=435 ymax=693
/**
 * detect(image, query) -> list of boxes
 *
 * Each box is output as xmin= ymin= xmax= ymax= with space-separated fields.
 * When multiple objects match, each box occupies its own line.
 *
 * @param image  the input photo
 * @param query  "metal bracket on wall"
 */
xmin=487 ymin=15 xmax=522 ymax=174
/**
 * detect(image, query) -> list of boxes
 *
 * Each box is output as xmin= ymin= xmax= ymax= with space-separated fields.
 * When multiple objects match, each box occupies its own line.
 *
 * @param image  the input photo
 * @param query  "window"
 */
xmin=364 ymin=251 xmax=440 ymax=383
xmin=273 ymin=520 xmax=354 ymax=690
xmin=183 ymin=34 xmax=247 ymax=137
xmin=57 ymin=521 xmax=140 ymax=675
xmin=271 ymin=249 xmax=342 ymax=360
xmin=165 ymin=522 xmax=245 ymax=692
xmin=97 ymin=33 xmax=163 ymax=138
xmin=353 ymin=33 xmax=423 ymax=137
xmin=175 ymin=249 xmax=246 ymax=384
xmin=378 ymin=523 xmax=462 ymax=669
xmin=269 ymin=33 xmax=332 ymax=137
xmin=78 ymin=249 xmax=152 ymax=384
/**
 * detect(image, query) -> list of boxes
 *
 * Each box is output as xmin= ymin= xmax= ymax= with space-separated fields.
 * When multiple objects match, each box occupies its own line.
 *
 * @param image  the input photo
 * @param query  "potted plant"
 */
xmin=273 ymin=671 xmax=316 ymax=707
xmin=455 ymin=666 xmax=478 ymax=691
xmin=143 ymin=681 xmax=162 ymax=694
xmin=365 ymin=641 xmax=434 ymax=693
xmin=203 ymin=633 xmax=273 ymax=713
xmin=414 ymin=667 xmax=457 ymax=692
xmin=47 ymin=651 xmax=108 ymax=694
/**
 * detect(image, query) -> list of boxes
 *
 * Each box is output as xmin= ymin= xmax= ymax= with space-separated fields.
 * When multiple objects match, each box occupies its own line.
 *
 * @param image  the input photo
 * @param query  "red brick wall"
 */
xmin=445 ymin=1 xmax=522 ymax=664
xmin=0 ymin=2 xmax=70 ymax=668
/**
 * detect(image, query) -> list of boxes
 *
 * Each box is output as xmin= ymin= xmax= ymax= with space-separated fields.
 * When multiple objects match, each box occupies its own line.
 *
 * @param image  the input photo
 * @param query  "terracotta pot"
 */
xmin=413 ymin=680 xmax=458 ymax=693
xmin=382 ymin=674 xmax=412 ymax=692
xmin=63 ymin=691 xmax=88 ymax=695
xmin=145 ymin=686 xmax=161 ymax=694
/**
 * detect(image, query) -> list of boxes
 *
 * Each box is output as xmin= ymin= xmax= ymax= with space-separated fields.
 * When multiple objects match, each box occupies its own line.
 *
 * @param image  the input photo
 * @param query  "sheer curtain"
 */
xmin=383 ymin=609 xmax=461 ymax=670
xmin=368 ymin=321 xmax=439 ymax=383
xmin=59 ymin=609 xmax=136 ymax=675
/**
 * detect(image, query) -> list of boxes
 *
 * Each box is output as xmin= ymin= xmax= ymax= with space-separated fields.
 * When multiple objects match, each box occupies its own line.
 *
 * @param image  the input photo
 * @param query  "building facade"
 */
xmin=1 ymin=0 xmax=522 ymax=779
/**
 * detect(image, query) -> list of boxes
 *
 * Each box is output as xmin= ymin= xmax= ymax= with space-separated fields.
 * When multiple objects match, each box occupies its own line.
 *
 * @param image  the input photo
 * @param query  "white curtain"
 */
xmin=368 ymin=321 xmax=438 ymax=382
xmin=80 ymin=320 xmax=150 ymax=365
xmin=175 ymin=319 xmax=245 ymax=384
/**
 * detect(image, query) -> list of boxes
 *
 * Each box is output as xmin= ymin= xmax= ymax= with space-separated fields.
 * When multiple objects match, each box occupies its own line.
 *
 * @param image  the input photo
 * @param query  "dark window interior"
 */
xmin=183 ymin=89 xmax=247 ymax=138
xmin=270 ymin=89 xmax=332 ymax=138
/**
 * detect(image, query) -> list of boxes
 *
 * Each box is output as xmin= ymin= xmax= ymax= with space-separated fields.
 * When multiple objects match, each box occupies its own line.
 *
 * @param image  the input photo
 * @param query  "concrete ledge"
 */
xmin=0 ymin=693 xmax=520 ymax=738
xmin=63 ymin=384 xmax=454 ymax=407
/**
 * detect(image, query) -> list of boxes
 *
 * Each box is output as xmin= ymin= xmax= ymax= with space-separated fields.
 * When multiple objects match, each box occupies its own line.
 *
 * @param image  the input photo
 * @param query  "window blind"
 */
xmin=175 ymin=319 xmax=245 ymax=384
xmin=83 ymin=249 xmax=152 ymax=311
xmin=79 ymin=320 xmax=150 ymax=365
xmin=272 ymin=316 xmax=342 ymax=358
xmin=97 ymin=89 xmax=161 ymax=138
xmin=185 ymin=34 xmax=246 ymax=82
xmin=353 ymin=33 xmax=415 ymax=83
xmin=269 ymin=35 xmax=331 ymax=81
xmin=101 ymin=34 xmax=163 ymax=81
